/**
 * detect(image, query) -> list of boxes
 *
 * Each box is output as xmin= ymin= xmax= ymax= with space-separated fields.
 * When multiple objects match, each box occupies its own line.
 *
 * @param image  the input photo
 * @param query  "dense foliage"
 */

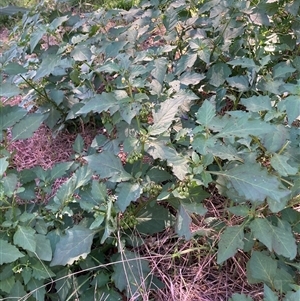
xmin=0 ymin=0 xmax=300 ymax=300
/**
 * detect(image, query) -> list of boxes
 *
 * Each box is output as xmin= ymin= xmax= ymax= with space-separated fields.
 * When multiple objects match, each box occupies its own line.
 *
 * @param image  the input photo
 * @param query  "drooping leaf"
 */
xmin=175 ymin=204 xmax=192 ymax=240
xmin=136 ymin=203 xmax=174 ymax=235
xmin=264 ymin=284 xmax=279 ymax=301
xmin=0 ymin=157 xmax=9 ymax=177
xmin=116 ymin=182 xmax=141 ymax=212
xmin=207 ymin=62 xmax=232 ymax=87
xmin=214 ymin=116 xmax=274 ymax=139
xmin=8 ymin=280 xmax=27 ymax=300
xmin=0 ymin=240 xmax=24 ymax=264
xmin=77 ymin=93 xmax=120 ymax=115
xmin=73 ymin=134 xmax=84 ymax=153
xmin=284 ymin=96 xmax=300 ymax=125
xmin=217 ymin=225 xmax=244 ymax=264
xmin=84 ymin=152 xmax=132 ymax=182
xmin=12 ymin=114 xmax=46 ymax=141
xmin=273 ymin=62 xmax=296 ymax=79
xmin=0 ymin=82 xmax=21 ymax=97
xmin=50 ymin=162 xmax=73 ymax=181
xmin=250 ymin=218 xmax=297 ymax=259
xmin=195 ymin=99 xmax=216 ymax=127
xmin=270 ymin=154 xmax=298 ymax=176
xmin=248 ymin=251 xmax=277 ymax=284
xmin=148 ymin=98 xmax=183 ymax=135
xmin=50 ymin=226 xmax=95 ymax=266
xmin=35 ymin=234 xmax=52 ymax=261
xmin=112 ymin=250 xmax=151 ymax=298
xmin=3 ymin=62 xmax=27 ymax=75
xmin=27 ymin=278 xmax=46 ymax=301
xmin=146 ymin=138 xmax=189 ymax=180
xmin=30 ymin=27 xmax=46 ymax=52
xmin=215 ymin=163 xmax=290 ymax=203
xmin=34 ymin=54 xmax=64 ymax=80
xmin=240 ymin=95 xmax=272 ymax=112
xmin=13 ymin=226 xmax=36 ymax=253
xmin=71 ymin=45 xmax=92 ymax=61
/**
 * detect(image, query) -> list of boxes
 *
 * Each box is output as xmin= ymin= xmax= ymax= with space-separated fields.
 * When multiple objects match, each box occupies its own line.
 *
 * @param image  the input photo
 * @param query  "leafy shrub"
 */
xmin=0 ymin=0 xmax=300 ymax=300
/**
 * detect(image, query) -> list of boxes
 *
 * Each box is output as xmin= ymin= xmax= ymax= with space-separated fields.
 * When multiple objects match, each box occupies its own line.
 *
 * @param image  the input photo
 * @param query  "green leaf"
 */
xmin=13 ymin=226 xmax=36 ymax=252
xmin=35 ymin=234 xmax=52 ymax=261
xmin=151 ymin=57 xmax=168 ymax=84
xmin=30 ymin=27 xmax=46 ymax=52
xmin=217 ymin=225 xmax=244 ymax=264
xmin=84 ymin=152 xmax=132 ymax=182
xmin=50 ymin=15 xmax=69 ymax=30
xmin=91 ymin=180 xmax=107 ymax=204
xmin=284 ymin=289 xmax=300 ymax=301
xmin=8 ymin=280 xmax=27 ymax=300
xmin=0 ymin=105 xmax=27 ymax=130
xmin=31 ymin=260 xmax=55 ymax=280
xmin=264 ymin=284 xmax=278 ymax=301
xmin=273 ymin=62 xmax=296 ymax=79
xmin=248 ymin=251 xmax=277 ymax=284
xmin=27 ymin=278 xmax=45 ymax=301
xmin=73 ymin=134 xmax=84 ymax=153
xmin=0 ymin=240 xmax=24 ymax=264
xmin=250 ymin=218 xmax=297 ymax=259
xmin=12 ymin=113 xmax=46 ymax=141
xmin=285 ymin=95 xmax=300 ymax=125
xmin=214 ymin=116 xmax=274 ymax=139
xmin=34 ymin=54 xmax=63 ymax=80
xmin=50 ymin=225 xmax=95 ymax=266
xmin=136 ymin=203 xmax=174 ymax=235
xmin=2 ymin=173 xmax=18 ymax=197
xmin=228 ymin=57 xmax=257 ymax=69
xmin=148 ymin=98 xmax=183 ymax=135
xmin=3 ymin=62 xmax=27 ymax=75
xmin=146 ymin=138 xmax=189 ymax=180
xmin=207 ymin=62 xmax=232 ymax=87
xmin=71 ymin=45 xmax=92 ymax=61
xmin=0 ymin=82 xmax=21 ymax=97
xmin=112 ymin=250 xmax=151 ymax=298
xmin=77 ymin=93 xmax=119 ymax=114
xmin=195 ymin=99 xmax=216 ymax=127
xmin=50 ymin=162 xmax=73 ymax=181
xmin=181 ymin=200 xmax=207 ymax=216
xmin=270 ymin=154 xmax=298 ymax=176
xmin=0 ymin=157 xmax=9 ymax=177
xmin=116 ymin=182 xmax=141 ymax=212
xmin=175 ymin=203 xmax=192 ymax=240
xmin=229 ymin=293 xmax=253 ymax=301
xmin=240 ymin=95 xmax=272 ymax=112
xmin=226 ymin=75 xmax=249 ymax=91
xmin=175 ymin=53 xmax=198 ymax=75
xmin=215 ymin=163 xmax=290 ymax=203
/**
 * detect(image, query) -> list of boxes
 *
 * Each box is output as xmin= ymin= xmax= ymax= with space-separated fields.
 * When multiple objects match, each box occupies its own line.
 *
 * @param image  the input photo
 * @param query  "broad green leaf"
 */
xmin=54 ymin=177 xmax=76 ymax=205
xmin=8 ymin=280 xmax=26 ymax=300
xmin=175 ymin=204 xmax=192 ymax=240
xmin=207 ymin=62 xmax=232 ymax=87
xmin=73 ymin=164 xmax=93 ymax=189
xmin=71 ymin=45 xmax=92 ymax=61
xmin=215 ymin=164 xmax=290 ymax=203
xmin=91 ymin=181 xmax=107 ymax=204
xmin=250 ymin=218 xmax=297 ymax=259
xmin=217 ymin=225 xmax=244 ymax=264
xmin=35 ymin=234 xmax=52 ymax=261
xmin=151 ymin=57 xmax=168 ymax=84
xmin=181 ymin=200 xmax=207 ymax=216
xmin=226 ymin=75 xmax=249 ymax=91
xmin=284 ymin=289 xmax=300 ymax=301
xmin=273 ymin=268 xmax=294 ymax=294
xmin=261 ymin=125 xmax=289 ymax=152
xmin=31 ymin=260 xmax=55 ymax=280
xmin=116 ymin=182 xmax=141 ymax=212
xmin=30 ymin=27 xmax=46 ymax=52
xmin=55 ymin=268 xmax=72 ymax=301
xmin=73 ymin=134 xmax=84 ymax=153
xmin=0 ymin=275 xmax=14 ymax=294
xmin=84 ymin=152 xmax=132 ymax=182
xmin=136 ymin=203 xmax=174 ymax=235
xmin=148 ymin=98 xmax=183 ymax=135
xmin=50 ymin=15 xmax=69 ymax=30
xmin=146 ymin=138 xmax=188 ymax=180
xmin=27 ymin=278 xmax=45 ymax=301
xmin=195 ymin=99 xmax=216 ymax=127
xmin=240 ymin=95 xmax=272 ymax=112
xmin=3 ymin=62 xmax=27 ymax=75
xmin=214 ymin=116 xmax=274 ymax=139
xmin=264 ymin=284 xmax=278 ymax=301
xmin=192 ymin=135 xmax=216 ymax=155
xmin=0 ymin=82 xmax=21 ymax=97
xmin=0 ymin=105 xmax=27 ymax=130
xmin=229 ymin=294 xmax=253 ymax=301
xmin=285 ymin=95 xmax=300 ymax=125
xmin=112 ymin=250 xmax=151 ymax=298
xmin=0 ymin=240 xmax=24 ymax=264
xmin=207 ymin=142 xmax=243 ymax=162
xmin=270 ymin=154 xmax=298 ymax=176
xmin=248 ymin=251 xmax=277 ymax=284
xmin=12 ymin=114 xmax=46 ymax=141
xmin=179 ymin=71 xmax=205 ymax=85
xmin=50 ymin=162 xmax=73 ymax=181
xmin=2 ymin=173 xmax=18 ymax=197
xmin=0 ymin=157 xmax=9 ymax=177
xmin=228 ymin=205 xmax=251 ymax=217
xmin=50 ymin=225 xmax=95 ymax=266
xmin=273 ymin=62 xmax=296 ymax=79
xmin=34 ymin=54 xmax=63 ymax=80
xmin=77 ymin=93 xmax=119 ymax=114
xmin=13 ymin=226 xmax=36 ymax=252
xmin=228 ymin=58 xmax=257 ymax=69
xmin=175 ymin=53 xmax=197 ymax=75
xmin=119 ymin=101 xmax=141 ymax=124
